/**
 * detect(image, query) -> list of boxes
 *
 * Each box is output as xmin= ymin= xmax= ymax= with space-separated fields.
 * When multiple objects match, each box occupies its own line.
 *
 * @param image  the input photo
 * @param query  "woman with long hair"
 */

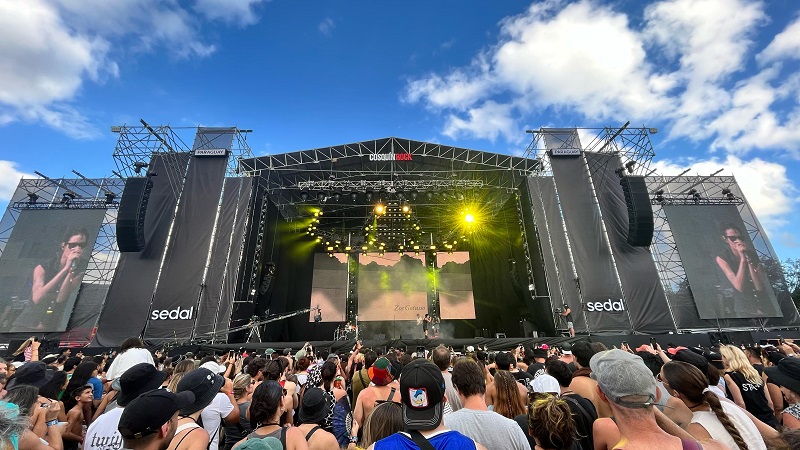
xmin=38 ymin=370 xmax=68 ymax=421
xmin=167 ymin=358 xmax=197 ymax=392
xmin=720 ymin=345 xmax=778 ymax=429
xmin=661 ymin=360 xmax=766 ymax=450
xmin=223 ymin=374 xmax=255 ymax=450
xmin=11 ymin=337 xmax=40 ymax=362
xmin=235 ymin=380 xmax=308 ymax=450
xmin=356 ymin=401 xmax=403 ymax=449
xmin=527 ymin=395 xmax=577 ymax=450
xmin=492 ymin=370 xmax=527 ymax=419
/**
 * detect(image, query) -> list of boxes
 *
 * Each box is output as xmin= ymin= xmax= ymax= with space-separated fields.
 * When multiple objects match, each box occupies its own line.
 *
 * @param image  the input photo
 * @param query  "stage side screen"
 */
xmin=436 ymin=252 xmax=476 ymax=319
xmin=309 ymin=253 xmax=348 ymax=322
xmin=358 ymin=253 xmax=428 ymax=321
xmin=0 ymin=209 xmax=105 ymax=332
xmin=663 ymin=205 xmax=782 ymax=320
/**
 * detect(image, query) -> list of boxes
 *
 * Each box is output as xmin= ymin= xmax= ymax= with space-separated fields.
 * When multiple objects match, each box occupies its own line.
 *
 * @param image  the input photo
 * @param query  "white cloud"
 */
xmin=758 ymin=16 xmax=800 ymax=64
xmin=0 ymin=160 xmax=34 ymax=202
xmin=193 ymin=0 xmax=266 ymax=26
xmin=319 ymin=18 xmax=335 ymax=36
xmin=652 ymin=155 xmax=797 ymax=231
xmin=442 ymin=101 xmax=516 ymax=142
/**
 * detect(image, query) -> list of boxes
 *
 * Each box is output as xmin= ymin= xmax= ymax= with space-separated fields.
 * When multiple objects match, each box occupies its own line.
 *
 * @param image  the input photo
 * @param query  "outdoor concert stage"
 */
xmin=0 ymin=126 xmax=798 ymax=350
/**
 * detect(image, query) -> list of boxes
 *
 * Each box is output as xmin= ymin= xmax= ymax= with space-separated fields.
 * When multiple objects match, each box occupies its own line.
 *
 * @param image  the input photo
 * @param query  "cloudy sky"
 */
xmin=1 ymin=0 xmax=799 ymax=258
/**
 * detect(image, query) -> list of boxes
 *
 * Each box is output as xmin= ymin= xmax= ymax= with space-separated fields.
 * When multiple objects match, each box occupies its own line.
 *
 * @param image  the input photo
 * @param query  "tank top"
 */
xmin=247 ymin=427 xmax=287 ymax=449
xmin=691 ymin=401 xmax=766 ymax=450
xmin=725 ymin=371 xmax=778 ymax=427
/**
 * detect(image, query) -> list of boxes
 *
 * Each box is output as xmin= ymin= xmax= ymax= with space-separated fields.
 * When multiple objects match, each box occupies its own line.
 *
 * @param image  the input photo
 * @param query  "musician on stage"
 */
xmin=421 ymin=313 xmax=432 ymax=338
xmin=430 ymin=314 xmax=440 ymax=337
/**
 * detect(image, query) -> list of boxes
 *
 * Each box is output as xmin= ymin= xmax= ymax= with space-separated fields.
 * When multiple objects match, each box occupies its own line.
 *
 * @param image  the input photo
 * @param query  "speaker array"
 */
xmin=116 ymin=177 xmax=153 ymax=252
xmin=620 ymin=176 xmax=654 ymax=247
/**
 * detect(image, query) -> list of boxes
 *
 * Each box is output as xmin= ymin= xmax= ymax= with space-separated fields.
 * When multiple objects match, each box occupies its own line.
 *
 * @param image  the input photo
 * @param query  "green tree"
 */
xmin=781 ymin=258 xmax=800 ymax=309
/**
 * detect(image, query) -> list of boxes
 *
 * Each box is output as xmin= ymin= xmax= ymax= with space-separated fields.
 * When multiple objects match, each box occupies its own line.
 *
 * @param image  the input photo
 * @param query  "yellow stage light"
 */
xmin=464 ymin=213 xmax=475 ymax=223
xmin=375 ymin=203 xmax=386 ymax=215
xmin=402 ymin=205 xmax=410 ymax=213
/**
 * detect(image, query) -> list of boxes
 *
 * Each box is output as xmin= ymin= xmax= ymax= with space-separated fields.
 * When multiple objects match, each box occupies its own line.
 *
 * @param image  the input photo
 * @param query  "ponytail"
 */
xmin=705 ymin=391 xmax=749 ymax=450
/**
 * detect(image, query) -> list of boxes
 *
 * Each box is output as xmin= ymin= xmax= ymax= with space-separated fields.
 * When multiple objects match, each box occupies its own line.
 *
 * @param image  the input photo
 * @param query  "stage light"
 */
xmin=464 ymin=213 xmax=475 ymax=223
xmin=317 ymin=192 xmax=326 ymax=202
xmin=316 ymin=237 xmax=322 ymax=242
xmin=426 ymin=191 xmax=434 ymax=200
xmin=132 ymin=161 xmax=149 ymax=174
xmin=365 ymin=191 xmax=373 ymax=202
xmin=27 ymin=192 xmax=39 ymax=204
xmin=625 ymin=160 xmax=636 ymax=173
xmin=351 ymin=192 xmax=358 ymax=202
xmin=345 ymin=246 xmax=352 ymax=251
xmin=429 ymin=245 xmax=436 ymax=250
xmin=401 ymin=204 xmax=410 ymax=213
xmin=300 ymin=191 xmax=309 ymax=201
xmin=326 ymin=246 xmax=333 ymax=251
xmin=333 ymin=192 xmax=341 ymax=202
xmin=104 ymin=192 xmax=116 ymax=204
xmin=375 ymin=203 xmax=386 ymax=215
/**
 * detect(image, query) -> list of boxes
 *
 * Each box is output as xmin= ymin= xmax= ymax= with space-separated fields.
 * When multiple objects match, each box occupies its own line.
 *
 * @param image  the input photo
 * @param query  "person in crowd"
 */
xmin=235 ymin=380 xmax=308 ymax=450
xmin=527 ymin=348 xmax=548 ymax=379
xmin=499 ymin=350 xmax=534 ymax=386
xmin=527 ymin=394 xmax=577 ymax=450
xmin=660 ymin=360 xmax=766 ymax=450
xmin=0 ymin=401 xmax=31 ymax=450
xmin=490 ymin=371 xmax=527 ymax=420
xmin=67 ymin=361 xmax=103 ymax=409
xmin=431 ymin=345 xmax=462 ymax=413
xmin=764 ymin=357 xmax=800 ymax=429
xmin=720 ymin=345 xmax=778 ymax=429
xmin=488 ymin=352 xmax=529 ymax=406
xmin=118 ymin=389 xmax=194 ymax=450
xmin=4 ymin=385 xmax=65 ymax=450
xmin=316 ymin=361 xmax=346 ymax=432
xmin=12 ymin=338 xmax=41 ymax=363
xmin=85 ymin=363 xmax=167 ymax=450
xmin=592 ymin=349 xmax=728 ymax=450
xmin=105 ymin=338 xmax=155 ymax=382
xmin=348 ymin=401 xmax=403 ymax=449
xmin=38 ymin=371 xmax=68 ymax=421
xmin=296 ymin=387 xmax=339 ymax=449
xmin=353 ymin=357 xmax=400 ymax=429
xmin=559 ymin=344 xmax=574 ymax=368
xmin=545 ymin=360 xmax=595 ymax=450
xmin=568 ymin=341 xmax=610 ymax=419
xmin=368 ymin=359 xmax=486 ymax=450
xmin=262 ymin=359 xmax=297 ymax=424
xmin=167 ymin=359 xmax=197 ymax=393
xmin=198 ymin=362 xmax=240 ymax=450
xmin=292 ymin=357 xmax=311 ymax=391
xmin=63 ymin=385 xmax=93 ymax=450
xmin=351 ymin=349 xmax=378 ymax=409
xmin=170 ymin=368 xmax=225 ymax=450
xmin=444 ymin=360 xmax=531 ymax=450
xmin=224 ymin=374 xmax=255 ymax=450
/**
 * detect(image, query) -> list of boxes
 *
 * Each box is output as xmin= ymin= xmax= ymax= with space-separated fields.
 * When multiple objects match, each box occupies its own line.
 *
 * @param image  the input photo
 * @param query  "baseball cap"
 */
xmin=264 ymin=348 xmax=275 ymax=356
xmin=560 ymin=343 xmax=571 ymax=355
xmin=590 ymin=349 xmax=656 ymax=408
xmin=118 ymin=390 xmax=195 ymax=439
xmin=530 ymin=374 xmax=560 ymax=394
xmin=117 ymin=363 xmax=168 ymax=406
xmin=532 ymin=348 xmax=548 ymax=359
xmin=400 ymin=359 xmax=445 ymax=430
xmin=199 ymin=361 xmax=226 ymax=375
xmin=6 ymin=361 xmax=53 ymax=389
xmin=765 ymin=357 xmax=800 ymax=395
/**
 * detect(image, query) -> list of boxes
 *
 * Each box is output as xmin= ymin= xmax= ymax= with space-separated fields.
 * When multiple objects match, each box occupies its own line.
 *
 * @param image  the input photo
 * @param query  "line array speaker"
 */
xmin=116 ymin=177 xmax=153 ymax=252
xmin=620 ymin=176 xmax=654 ymax=247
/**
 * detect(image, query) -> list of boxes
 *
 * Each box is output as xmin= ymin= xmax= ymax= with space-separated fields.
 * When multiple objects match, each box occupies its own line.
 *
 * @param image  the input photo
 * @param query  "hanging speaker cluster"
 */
xmin=620 ymin=176 xmax=654 ymax=247
xmin=116 ymin=177 xmax=153 ymax=252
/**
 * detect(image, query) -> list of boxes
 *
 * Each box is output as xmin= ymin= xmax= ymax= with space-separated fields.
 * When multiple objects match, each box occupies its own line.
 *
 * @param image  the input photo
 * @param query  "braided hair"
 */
xmin=492 ymin=371 xmax=526 ymax=419
xmin=663 ymin=361 xmax=749 ymax=450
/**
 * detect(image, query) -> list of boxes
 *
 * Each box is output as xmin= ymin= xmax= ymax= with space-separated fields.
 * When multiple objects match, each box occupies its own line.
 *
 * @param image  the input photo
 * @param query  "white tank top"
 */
xmin=691 ymin=401 xmax=766 ymax=450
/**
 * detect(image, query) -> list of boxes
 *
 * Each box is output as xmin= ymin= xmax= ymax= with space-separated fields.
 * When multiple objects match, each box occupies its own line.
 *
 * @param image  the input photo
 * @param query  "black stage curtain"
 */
xmin=92 ymin=154 xmax=190 ymax=347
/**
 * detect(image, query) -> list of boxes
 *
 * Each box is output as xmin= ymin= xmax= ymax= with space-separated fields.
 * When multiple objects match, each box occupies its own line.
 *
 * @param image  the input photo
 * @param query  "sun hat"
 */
xmin=118 ymin=389 xmax=195 ymax=439
xmin=368 ymin=357 xmax=394 ymax=386
xmin=400 ymin=359 xmax=445 ymax=430
xmin=6 ymin=361 xmax=53 ymax=389
xmin=175 ymin=368 xmax=225 ymax=415
xmin=590 ymin=349 xmax=656 ymax=408
xmin=765 ymin=357 xmax=800 ymax=395
xmin=297 ymin=387 xmax=330 ymax=425
xmin=117 ymin=363 xmax=168 ymax=406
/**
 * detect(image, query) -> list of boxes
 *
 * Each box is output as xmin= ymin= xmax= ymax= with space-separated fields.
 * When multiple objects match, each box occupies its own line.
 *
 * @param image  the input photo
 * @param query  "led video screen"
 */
xmin=663 ymin=205 xmax=782 ymax=320
xmin=357 ymin=252 xmax=428 ymax=321
xmin=0 ymin=209 xmax=105 ymax=332
xmin=436 ymin=252 xmax=476 ymax=319
xmin=308 ymin=253 xmax=348 ymax=322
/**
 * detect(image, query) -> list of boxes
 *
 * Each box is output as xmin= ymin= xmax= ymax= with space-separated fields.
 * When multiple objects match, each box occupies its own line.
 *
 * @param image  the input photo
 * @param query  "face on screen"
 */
xmin=61 ymin=233 xmax=88 ymax=262
xmin=721 ymin=227 xmax=747 ymax=253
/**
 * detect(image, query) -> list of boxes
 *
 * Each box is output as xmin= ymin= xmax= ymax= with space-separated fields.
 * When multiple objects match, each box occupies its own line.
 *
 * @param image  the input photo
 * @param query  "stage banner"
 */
xmin=526 ymin=177 xmax=586 ymax=333
xmin=194 ymin=177 xmax=247 ymax=339
xmin=585 ymin=153 xmax=674 ymax=333
xmin=144 ymin=151 xmax=228 ymax=341
xmin=0 ymin=209 xmax=105 ymax=332
xmin=550 ymin=155 xmax=632 ymax=333
xmin=358 ymin=253 xmax=428 ymax=322
xmin=309 ymin=253 xmax=348 ymax=322
xmin=436 ymin=252 xmax=476 ymax=320
xmin=93 ymin=154 xmax=190 ymax=347
xmin=663 ymin=205 xmax=782 ymax=320
xmin=63 ymin=283 xmax=110 ymax=344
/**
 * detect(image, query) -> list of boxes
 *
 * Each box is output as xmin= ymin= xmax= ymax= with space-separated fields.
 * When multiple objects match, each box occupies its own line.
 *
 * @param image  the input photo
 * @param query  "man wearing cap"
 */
xmin=354 ymin=357 xmax=401 ymax=428
xmin=84 ymin=363 xmax=168 ymax=450
xmin=118 ymin=389 xmax=195 ymax=450
xmin=526 ymin=348 xmax=547 ymax=379
xmin=444 ymin=360 xmax=530 ymax=450
xmin=369 ymin=359 xmax=487 ymax=450
xmin=591 ymin=350 xmax=727 ymax=450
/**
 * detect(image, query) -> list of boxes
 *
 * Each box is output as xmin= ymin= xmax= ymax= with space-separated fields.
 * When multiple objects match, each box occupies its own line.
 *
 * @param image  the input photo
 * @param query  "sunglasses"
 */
xmin=724 ymin=235 xmax=743 ymax=242
xmin=67 ymin=242 xmax=86 ymax=249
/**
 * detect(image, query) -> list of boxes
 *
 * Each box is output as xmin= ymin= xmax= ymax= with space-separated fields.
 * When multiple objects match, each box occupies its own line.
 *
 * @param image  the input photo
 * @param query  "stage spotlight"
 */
xmin=317 ymin=192 xmax=326 ymax=202
xmin=300 ymin=191 xmax=309 ymax=201
xmin=401 ymin=204 xmax=410 ymax=213
xmin=375 ymin=203 xmax=386 ymax=215
xmin=365 ymin=191 xmax=373 ymax=202
xmin=104 ymin=192 xmax=116 ymax=204
xmin=333 ymin=192 xmax=341 ymax=202
xmin=426 ymin=191 xmax=434 ymax=200
xmin=625 ymin=160 xmax=636 ymax=173
xmin=464 ymin=213 xmax=475 ymax=223
xmin=351 ymin=192 xmax=358 ymax=202
xmin=132 ymin=161 xmax=149 ymax=175
xmin=410 ymin=190 xmax=418 ymax=200
xmin=27 ymin=192 xmax=39 ymax=204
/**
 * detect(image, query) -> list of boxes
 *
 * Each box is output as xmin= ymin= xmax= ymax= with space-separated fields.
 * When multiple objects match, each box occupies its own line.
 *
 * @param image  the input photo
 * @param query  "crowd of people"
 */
xmin=2 ymin=336 xmax=800 ymax=450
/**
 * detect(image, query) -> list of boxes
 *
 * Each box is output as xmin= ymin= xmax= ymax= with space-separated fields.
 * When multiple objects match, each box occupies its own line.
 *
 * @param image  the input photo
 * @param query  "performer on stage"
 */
xmin=421 ymin=313 xmax=431 ymax=338
xmin=430 ymin=314 xmax=440 ymax=337
xmin=715 ymin=223 xmax=769 ymax=314
xmin=560 ymin=303 xmax=575 ymax=337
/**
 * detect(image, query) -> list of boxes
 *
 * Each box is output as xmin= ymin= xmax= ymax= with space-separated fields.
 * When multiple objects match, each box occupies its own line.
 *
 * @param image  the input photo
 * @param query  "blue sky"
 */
xmin=1 ymin=0 xmax=800 ymax=258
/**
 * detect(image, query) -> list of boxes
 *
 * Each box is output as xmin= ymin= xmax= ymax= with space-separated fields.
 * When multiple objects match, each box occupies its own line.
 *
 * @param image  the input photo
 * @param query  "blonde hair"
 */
xmin=232 ymin=373 xmax=252 ymax=400
xmin=12 ymin=339 xmax=33 ymax=356
xmin=167 ymin=359 xmax=197 ymax=392
xmin=720 ymin=345 xmax=761 ymax=385
xmin=527 ymin=395 xmax=576 ymax=450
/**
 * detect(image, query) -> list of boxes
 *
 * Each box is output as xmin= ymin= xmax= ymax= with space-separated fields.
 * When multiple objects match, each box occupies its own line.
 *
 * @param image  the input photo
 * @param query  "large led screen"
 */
xmin=0 ymin=209 xmax=105 ymax=332
xmin=357 ymin=253 xmax=428 ymax=321
xmin=436 ymin=252 xmax=476 ymax=319
xmin=663 ymin=205 xmax=782 ymax=320
xmin=309 ymin=253 xmax=348 ymax=322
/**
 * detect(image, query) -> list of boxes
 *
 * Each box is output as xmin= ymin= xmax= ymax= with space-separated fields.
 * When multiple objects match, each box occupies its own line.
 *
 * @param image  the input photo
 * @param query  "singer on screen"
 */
xmin=27 ymin=228 xmax=88 ymax=328
xmin=715 ymin=223 xmax=767 ymax=297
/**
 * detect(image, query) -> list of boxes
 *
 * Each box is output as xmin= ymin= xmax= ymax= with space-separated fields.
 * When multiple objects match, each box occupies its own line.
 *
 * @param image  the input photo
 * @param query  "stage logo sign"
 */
xmin=585 ymin=299 xmax=625 ymax=312
xmin=368 ymin=153 xmax=413 ymax=161
xmin=195 ymin=148 xmax=228 ymax=156
xmin=150 ymin=306 xmax=194 ymax=320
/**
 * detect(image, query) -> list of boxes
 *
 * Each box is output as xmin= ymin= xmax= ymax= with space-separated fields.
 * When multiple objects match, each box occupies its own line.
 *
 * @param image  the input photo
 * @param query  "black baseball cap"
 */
xmin=400 ymin=359 xmax=445 ymax=430
xmin=118 ymin=390 xmax=195 ymax=439
xmin=117 ymin=363 xmax=168 ymax=406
